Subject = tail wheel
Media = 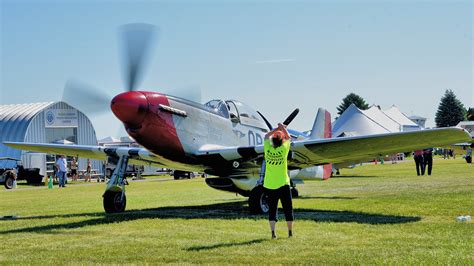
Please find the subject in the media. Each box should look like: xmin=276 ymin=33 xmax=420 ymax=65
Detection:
xmin=103 ymin=191 xmax=126 ymax=213
xmin=248 ymin=186 xmax=269 ymax=214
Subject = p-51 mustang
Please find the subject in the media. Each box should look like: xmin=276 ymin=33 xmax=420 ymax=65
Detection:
xmin=4 ymin=24 xmax=471 ymax=214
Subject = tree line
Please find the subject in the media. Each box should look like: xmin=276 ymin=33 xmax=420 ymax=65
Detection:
xmin=336 ymin=90 xmax=472 ymax=127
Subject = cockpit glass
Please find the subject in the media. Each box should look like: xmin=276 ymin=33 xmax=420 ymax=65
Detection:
xmin=204 ymin=99 xmax=267 ymax=130
xmin=204 ymin=100 xmax=230 ymax=118
xmin=232 ymin=101 xmax=261 ymax=120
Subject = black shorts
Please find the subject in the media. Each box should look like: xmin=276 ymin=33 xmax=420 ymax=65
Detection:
xmin=71 ymin=169 xmax=77 ymax=175
xmin=265 ymin=185 xmax=294 ymax=222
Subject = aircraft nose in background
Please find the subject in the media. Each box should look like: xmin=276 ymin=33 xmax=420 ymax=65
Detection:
xmin=111 ymin=91 xmax=149 ymax=127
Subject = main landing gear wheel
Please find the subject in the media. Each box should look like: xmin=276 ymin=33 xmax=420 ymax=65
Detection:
xmin=249 ymin=186 xmax=269 ymax=214
xmin=103 ymin=190 xmax=126 ymax=213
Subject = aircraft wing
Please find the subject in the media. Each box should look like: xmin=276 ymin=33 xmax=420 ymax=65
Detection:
xmin=4 ymin=127 xmax=471 ymax=175
xmin=197 ymin=127 xmax=472 ymax=169
xmin=2 ymin=142 xmax=167 ymax=168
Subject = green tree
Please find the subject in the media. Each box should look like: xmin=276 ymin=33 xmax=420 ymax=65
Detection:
xmin=434 ymin=90 xmax=465 ymax=127
xmin=336 ymin=93 xmax=369 ymax=116
xmin=466 ymin=107 xmax=474 ymax=121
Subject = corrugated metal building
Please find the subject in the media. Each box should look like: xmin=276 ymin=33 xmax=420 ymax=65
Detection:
xmin=0 ymin=101 xmax=101 ymax=177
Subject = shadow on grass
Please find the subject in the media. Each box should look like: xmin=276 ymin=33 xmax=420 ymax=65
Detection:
xmin=298 ymin=196 xmax=358 ymax=200
xmin=1 ymin=200 xmax=421 ymax=234
xmin=186 ymin=238 xmax=267 ymax=252
xmin=332 ymin=175 xmax=380 ymax=178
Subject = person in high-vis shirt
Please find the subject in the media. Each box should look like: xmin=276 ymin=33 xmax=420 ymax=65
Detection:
xmin=263 ymin=123 xmax=293 ymax=239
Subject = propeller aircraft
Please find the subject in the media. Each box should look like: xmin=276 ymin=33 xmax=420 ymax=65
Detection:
xmin=4 ymin=23 xmax=471 ymax=214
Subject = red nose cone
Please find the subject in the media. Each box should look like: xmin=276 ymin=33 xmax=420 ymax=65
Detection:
xmin=111 ymin=91 xmax=149 ymax=126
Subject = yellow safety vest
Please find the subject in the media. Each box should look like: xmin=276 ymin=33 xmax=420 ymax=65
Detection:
xmin=263 ymin=139 xmax=290 ymax=189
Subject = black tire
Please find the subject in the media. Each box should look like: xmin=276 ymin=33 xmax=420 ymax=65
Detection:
xmin=3 ymin=171 xmax=16 ymax=189
xmin=248 ymin=186 xmax=269 ymax=214
xmin=4 ymin=176 xmax=14 ymax=189
xmin=291 ymin=187 xmax=299 ymax=198
xmin=103 ymin=191 xmax=126 ymax=213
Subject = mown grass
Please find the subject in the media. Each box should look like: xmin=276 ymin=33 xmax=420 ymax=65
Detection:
xmin=1 ymin=159 xmax=472 ymax=264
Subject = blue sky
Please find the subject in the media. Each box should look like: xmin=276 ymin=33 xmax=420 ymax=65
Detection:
xmin=1 ymin=0 xmax=472 ymax=138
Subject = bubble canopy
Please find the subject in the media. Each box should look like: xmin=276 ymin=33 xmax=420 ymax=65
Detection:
xmin=204 ymin=99 xmax=268 ymax=130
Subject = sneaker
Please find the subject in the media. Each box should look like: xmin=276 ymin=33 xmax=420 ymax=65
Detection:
xmin=288 ymin=230 xmax=293 ymax=238
xmin=271 ymin=231 xmax=277 ymax=239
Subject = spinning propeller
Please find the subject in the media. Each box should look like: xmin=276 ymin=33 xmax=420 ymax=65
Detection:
xmin=62 ymin=23 xmax=158 ymax=114
xmin=120 ymin=23 xmax=157 ymax=93
xmin=62 ymin=23 xmax=200 ymax=116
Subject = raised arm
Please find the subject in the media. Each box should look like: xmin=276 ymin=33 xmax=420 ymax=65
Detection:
xmin=265 ymin=128 xmax=278 ymax=139
xmin=277 ymin=123 xmax=291 ymax=140
xmin=265 ymin=123 xmax=291 ymax=140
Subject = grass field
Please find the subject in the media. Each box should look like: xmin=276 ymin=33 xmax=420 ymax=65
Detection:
xmin=1 ymin=159 xmax=472 ymax=264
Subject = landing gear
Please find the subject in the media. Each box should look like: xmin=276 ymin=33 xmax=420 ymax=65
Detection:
xmin=103 ymin=155 xmax=129 ymax=213
xmin=103 ymin=190 xmax=126 ymax=213
xmin=248 ymin=186 xmax=269 ymax=214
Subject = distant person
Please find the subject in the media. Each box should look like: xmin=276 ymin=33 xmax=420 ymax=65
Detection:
xmin=423 ymin=148 xmax=433 ymax=176
xmin=56 ymin=155 xmax=68 ymax=187
xmin=53 ymin=165 xmax=59 ymax=183
xmin=71 ymin=157 xmax=78 ymax=181
xmin=413 ymin=150 xmax=424 ymax=176
xmin=85 ymin=159 xmax=92 ymax=182
xmin=465 ymin=148 xmax=472 ymax=163
xmin=443 ymin=149 xmax=449 ymax=159
xmin=101 ymin=160 xmax=107 ymax=182
xmin=263 ymin=123 xmax=294 ymax=239
xmin=390 ymin=154 xmax=397 ymax=164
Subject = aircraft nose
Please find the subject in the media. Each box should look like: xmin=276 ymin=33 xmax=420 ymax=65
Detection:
xmin=111 ymin=91 xmax=149 ymax=127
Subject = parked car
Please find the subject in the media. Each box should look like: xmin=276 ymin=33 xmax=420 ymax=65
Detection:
xmin=0 ymin=157 xmax=44 ymax=189
xmin=103 ymin=156 xmax=143 ymax=180
xmin=172 ymin=170 xmax=207 ymax=180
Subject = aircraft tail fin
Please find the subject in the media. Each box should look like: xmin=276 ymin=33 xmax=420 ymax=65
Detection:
xmin=309 ymin=108 xmax=332 ymax=139
xmin=309 ymin=108 xmax=332 ymax=179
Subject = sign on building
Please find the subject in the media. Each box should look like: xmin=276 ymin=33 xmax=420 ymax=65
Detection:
xmin=44 ymin=109 xmax=78 ymax=127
